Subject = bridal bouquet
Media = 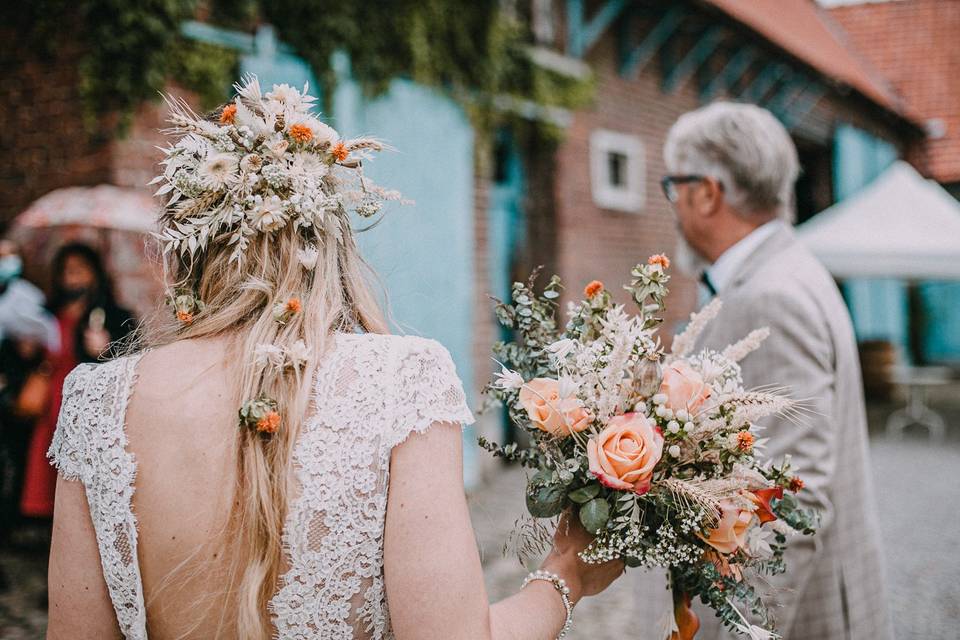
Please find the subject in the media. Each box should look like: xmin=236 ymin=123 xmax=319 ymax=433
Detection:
xmin=481 ymin=258 xmax=818 ymax=639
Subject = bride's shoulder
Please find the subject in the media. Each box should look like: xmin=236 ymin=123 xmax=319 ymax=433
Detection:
xmin=49 ymin=354 xmax=142 ymax=482
xmin=333 ymin=332 xmax=456 ymax=368
xmin=331 ymin=333 xmax=474 ymax=444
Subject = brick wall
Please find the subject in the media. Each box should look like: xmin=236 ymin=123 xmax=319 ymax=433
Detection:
xmin=829 ymin=0 xmax=960 ymax=184
xmin=551 ymin=33 xmax=700 ymax=339
xmin=0 ymin=31 xmax=113 ymax=230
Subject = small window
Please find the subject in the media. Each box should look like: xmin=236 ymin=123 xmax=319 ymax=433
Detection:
xmin=589 ymin=130 xmax=645 ymax=212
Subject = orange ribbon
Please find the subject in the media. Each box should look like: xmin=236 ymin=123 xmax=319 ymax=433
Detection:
xmin=670 ymin=590 xmax=700 ymax=640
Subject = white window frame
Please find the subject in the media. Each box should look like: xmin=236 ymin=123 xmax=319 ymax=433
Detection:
xmin=589 ymin=129 xmax=646 ymax=213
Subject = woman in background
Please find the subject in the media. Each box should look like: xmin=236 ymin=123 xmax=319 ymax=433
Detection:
xmin=20 ymin=243 xmax=134 ymax=519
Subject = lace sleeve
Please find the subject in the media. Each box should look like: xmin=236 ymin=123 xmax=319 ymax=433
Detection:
xmin=387 ymin=337 xmax=475 ymax=449
xmin=47 ymin=363 xmax=98 ymax=481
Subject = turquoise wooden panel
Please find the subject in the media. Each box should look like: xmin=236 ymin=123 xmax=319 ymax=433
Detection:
xmin=919 ymin=282 xmax=960 ymax=363
xmin=833 ymin=124 xmax=907 ymax=356
xmin=239 ymin=28 xmax=320 ymax=98
xmin=487 ymin=131 xmax=526 ymax=443
xmin=331 ymin=56 xmax=478 ymax=483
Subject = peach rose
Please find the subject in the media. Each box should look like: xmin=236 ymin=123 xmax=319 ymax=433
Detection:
xmin=587 ymin=413 xmax=664 ymax=495
xmin=700 ymin=500 xmax=753 ymax=554
xmin=659 ymin=360 xmax=711 ymax=413
xmin=519 ymin=378 xmax=591 ymax=437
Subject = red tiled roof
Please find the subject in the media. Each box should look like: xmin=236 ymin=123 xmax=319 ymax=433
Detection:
xmin=700 ymin=0 xmax=910 ymax=119
xmin=829 ymin=0 xmax=960 ymax=183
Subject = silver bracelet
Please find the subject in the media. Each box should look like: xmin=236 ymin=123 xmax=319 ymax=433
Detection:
xmin=522 ymin=569 xmax=574 ymax=639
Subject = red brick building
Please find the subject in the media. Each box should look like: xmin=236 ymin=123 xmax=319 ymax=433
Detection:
xmin=1 ymin=0 xmax=930 ymax=401
xmin=827 ymin=0 xmax=960 ymax=196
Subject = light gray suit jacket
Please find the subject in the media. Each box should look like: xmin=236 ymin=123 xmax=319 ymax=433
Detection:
xmin=635 ymin=225 xmax=894 ymax=640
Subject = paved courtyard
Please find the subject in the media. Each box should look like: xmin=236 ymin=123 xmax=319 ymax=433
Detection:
xmin=2 ymin=403 xmax=959 ymax=638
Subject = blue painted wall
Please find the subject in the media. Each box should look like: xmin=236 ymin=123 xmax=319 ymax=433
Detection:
xmin=330 ymin=56 xmax=479 ymax=482
xmin=832 ymin=124 xmax=907 ymax=355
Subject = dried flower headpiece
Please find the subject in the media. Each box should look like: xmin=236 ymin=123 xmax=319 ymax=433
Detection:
xmin=150 ymin=75 xmax=405 ymax=265
xmin=151 ymin=76 xmax=406 ymax=436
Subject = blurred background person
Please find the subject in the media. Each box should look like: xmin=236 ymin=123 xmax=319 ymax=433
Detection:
xmin=19 ymin=243 xmax=134 ymax=521
xmin=0 ymin=240 xmax=59 ymax=590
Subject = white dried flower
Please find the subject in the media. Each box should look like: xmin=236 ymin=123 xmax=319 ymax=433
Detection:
xmin=667 ymin=421 xmax=680 ymax=434
xmin=493 ymin=362 xmax=524 ymax=390
xmin=198 ymin=153 xmax=239 ymax=189
xmin=745 ymin=524 xmax=775 ymax=559
xmin=254 ymin=343 xmax=285 ymax=370
xmin=265 ymin=83 xmax=302 ymax=106
xmin=253 ymin=195 xmax=287 ymax=232
xmin=668 ymin=445 xmax=681 ymax=458
xmin=652 ymin=393 xmax=668 ymax=405
xmin=240 ymin=153 xmax=262 ymax=173
xmin=297 ymin=245 xmax=320 ymax=269
xmin=287 ymin=339 xmax=312 ymax=368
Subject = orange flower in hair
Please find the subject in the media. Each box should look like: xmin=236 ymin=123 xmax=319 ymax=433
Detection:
xmin=256 ymin=411 xmax=281 ymax=434
xmin=176 ymin=310 xmax=194 ymax=324
xmin=648 ymin=254 xmax=670 ymax=269
xmin=789 ymin=476 xmax=805 ymax=493
xmin=289 ymin=124 xmax=313 ymax=143
xmin=735 ymin=431 xmax=755 ymax=452
xmin=331 ymin=141 xmax=349 ymax=162
xmin=584 ymin=280 xmax=604 ymax=298
xmin=286 ymin=297 xmax=302 ymax=314
xmin=220 ymin=104 xmax=237 ymax=125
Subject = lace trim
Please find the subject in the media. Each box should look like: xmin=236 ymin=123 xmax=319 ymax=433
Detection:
xmin=48 ymin=355 xmax=147 ymax=640
xmin=270 ymin=334 xmax=474 ymax=639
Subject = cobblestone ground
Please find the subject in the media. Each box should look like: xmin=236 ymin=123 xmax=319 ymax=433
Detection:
xmin=2 ymin=403 xmax=959 ymax=639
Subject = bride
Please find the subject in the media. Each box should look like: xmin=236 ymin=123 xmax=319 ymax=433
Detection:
xmin=45 ymin=78 xmax=622 ymax=639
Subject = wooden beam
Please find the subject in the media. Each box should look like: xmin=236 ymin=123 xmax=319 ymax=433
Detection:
xmin=620 ymin=6 xmax=686 ymax=78
xmin=700 ymin=46 xmax=757 ymax=102
xmin=567 ymin=0 xmax=631 ymax=58
xmin=663 ymin=26 xmax=726 ymax=94
xmin=784 ymin=84 xmax=826 ymax=130
xmin=739 ymin=62 xmax=788 ymax=103
xmin=766 ymin=74 xmax=808 ymax=118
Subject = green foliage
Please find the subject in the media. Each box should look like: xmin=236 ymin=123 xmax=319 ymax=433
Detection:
xmin=11 ymin=0 xmax=592 ymax=140
xmin=166 ymin=39 xmax=239 ymax=110
xmin=578 ymin=498 xmax=610 ymax=534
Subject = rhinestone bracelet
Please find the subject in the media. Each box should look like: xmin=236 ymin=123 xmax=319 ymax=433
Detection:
xmin=522 ymin=569 xmax=574 ymax=639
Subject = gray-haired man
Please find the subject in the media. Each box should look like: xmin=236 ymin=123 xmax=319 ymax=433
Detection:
xmin=636 ymin=103 xmax=893 ymax=640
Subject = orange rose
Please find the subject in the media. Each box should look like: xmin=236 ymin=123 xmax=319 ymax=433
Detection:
xmin=659 ymin=360 xmax=711 ymax=413
xmin=519 ymin=378 xmax=591 ymax=437
xmin=587 ymin=413 xmax=664 ymax=495
xmin=700 ymin=500 xmax=752 ymax=554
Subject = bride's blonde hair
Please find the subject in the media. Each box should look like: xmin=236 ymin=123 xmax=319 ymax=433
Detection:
xmin=147 ymin=77 xmax=393 ymax=637
xmin=152 ymin=223 xmax=386 ymax=637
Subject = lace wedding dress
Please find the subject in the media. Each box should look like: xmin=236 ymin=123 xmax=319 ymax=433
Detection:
xmin=48 ymin=333 xmax=474 ymax=639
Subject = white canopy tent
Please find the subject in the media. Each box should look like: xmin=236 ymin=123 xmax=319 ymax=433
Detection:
xmin=797 ymin=161 xmax=960 ymax=280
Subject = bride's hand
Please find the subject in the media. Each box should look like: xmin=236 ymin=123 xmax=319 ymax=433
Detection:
xmin=539 ymin=513 xmax=625 ymax=604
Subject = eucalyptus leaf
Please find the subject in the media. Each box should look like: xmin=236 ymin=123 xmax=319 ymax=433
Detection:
xmin=526 ymin=484 xmax=566 ymax=518
xmin=579 ymin=498 xmax=610 ymax=534
xmin=567 ymin=484 xmax=601 ymax=504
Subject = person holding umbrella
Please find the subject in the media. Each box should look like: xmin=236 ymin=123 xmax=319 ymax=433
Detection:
xmin=20 ymin=243 xmax=135 ymax=520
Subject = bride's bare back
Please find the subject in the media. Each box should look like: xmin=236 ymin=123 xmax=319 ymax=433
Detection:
xmin=126 ymin=337 xmax=242 ymax=638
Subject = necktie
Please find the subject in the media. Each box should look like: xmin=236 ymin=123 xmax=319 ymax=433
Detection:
xmin=699 ymin=271 xmax=717 ymax=298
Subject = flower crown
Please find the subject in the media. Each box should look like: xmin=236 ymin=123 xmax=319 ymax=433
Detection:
xmin=150 ymin=75 xmax=404 ymax=264
xmin=151 ymin=76 xmax=405 ymax=437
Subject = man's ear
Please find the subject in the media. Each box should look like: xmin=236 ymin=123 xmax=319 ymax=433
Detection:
xmin=695 ymin=177 xmax=725 ymax=218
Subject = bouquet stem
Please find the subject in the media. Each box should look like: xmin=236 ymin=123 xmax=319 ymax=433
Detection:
xmin=670 ymin=589 xmax=700 ymax=640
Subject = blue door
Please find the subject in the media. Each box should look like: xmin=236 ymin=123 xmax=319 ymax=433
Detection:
xmin=331 ymin=55 xmax=480 ymax=483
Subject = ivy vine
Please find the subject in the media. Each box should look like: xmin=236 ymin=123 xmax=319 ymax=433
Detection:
xmin=7 ymin=0 xmax=593 ymax=139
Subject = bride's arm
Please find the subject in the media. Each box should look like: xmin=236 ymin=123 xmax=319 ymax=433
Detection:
xmin=385 ymin=422 xmax=620 ymax=640
xmin=47 ymin=477 xmax=122 ymax=639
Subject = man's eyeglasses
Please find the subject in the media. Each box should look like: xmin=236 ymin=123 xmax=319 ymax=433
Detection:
xmin=660 ymin=175 xmax=715 ymax=203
